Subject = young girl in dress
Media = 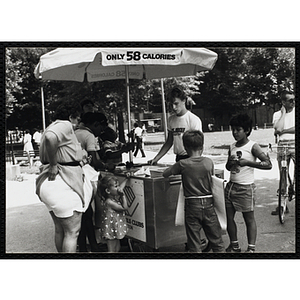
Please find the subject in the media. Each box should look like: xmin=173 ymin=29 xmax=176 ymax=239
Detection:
xmin=96 ymin=175 xmax=128 ymax=252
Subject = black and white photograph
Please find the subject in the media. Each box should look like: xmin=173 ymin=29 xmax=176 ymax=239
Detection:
xmin=3 ymin=44 xmax=297 ymax=257
xmin=1 ymin=3 xmax=299 ymax=299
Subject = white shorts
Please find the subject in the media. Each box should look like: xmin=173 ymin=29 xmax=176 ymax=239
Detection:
xmin=40 ymin=174 xmax=86 ymax=218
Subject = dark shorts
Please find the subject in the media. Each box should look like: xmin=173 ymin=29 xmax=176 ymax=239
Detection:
xmin=225 ymin=181 xmax=257 ymax=212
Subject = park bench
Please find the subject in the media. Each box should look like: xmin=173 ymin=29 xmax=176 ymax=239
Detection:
xmin=6 ymin=150 xmax=40 ymax=164
xmin=264 ymin=123 xmax=273 ymax=129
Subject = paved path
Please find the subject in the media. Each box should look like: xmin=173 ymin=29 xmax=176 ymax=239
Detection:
xmin=5 ymin=151 xmax=296 ymax=254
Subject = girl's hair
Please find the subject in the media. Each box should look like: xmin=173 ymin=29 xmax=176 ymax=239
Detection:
xmin=183 ymin=130 xmax=204 ymax=151
xmin=98 ymin=175 xmax=118 ymax=199
xmin=229 ymin=113 xmax=252 ymax=136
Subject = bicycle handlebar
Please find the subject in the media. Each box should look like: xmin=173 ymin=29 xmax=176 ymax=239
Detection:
xmin=267 ymin=144 xmax=295 ymax=156
xmin=268 ymin=144 xmax=295 ymax=149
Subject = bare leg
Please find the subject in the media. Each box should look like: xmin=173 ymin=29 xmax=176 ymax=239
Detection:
xmin=50 ymin=211 xmax=82 ymax=253
xmin=226 ymin=206 xmax=237 ymax=242
xmin=29 ymin=156 xmax=33 ymax=167
xmin=242 ymin=211 xmax=257 ymax=245
xmin=59 ymin=211 xmax=82 ymax=253
xmin=116 ymin=239 xmax=121 ymax=252
xmin=26 ymin=152 xmax=32 ymax=167
xmin=107 ymin=239 xmax=120 ymax=252
xmin=50 ymin=211 xmax=64 ymax=252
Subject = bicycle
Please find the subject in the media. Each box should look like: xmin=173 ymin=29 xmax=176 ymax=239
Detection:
xmin=270 ymin=144 xmax=295 ymax=224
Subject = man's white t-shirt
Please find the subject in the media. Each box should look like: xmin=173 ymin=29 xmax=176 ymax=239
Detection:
xmin=168 ymin=110 xmax=202 ymax=156
xmin=134 ymin=126 xmax=143 ymax=138
xmin=33 ymin=131 xmax=42 ymax=144
xmin=272 ymin=107 xmax=295 ymax=141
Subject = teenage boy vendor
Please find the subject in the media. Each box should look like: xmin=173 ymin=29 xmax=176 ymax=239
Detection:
xmin=163 ymin=130 xmax=224 ymax=253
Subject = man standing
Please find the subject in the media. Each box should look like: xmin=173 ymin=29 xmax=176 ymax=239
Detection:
xmin=133 ymin=122 xmax=146 ymax=158
xmin=271 ymin=91 xmax=295 ymax=215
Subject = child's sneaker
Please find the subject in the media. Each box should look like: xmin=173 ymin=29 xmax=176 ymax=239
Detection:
xmin=245 ymin=246 xmax=255 ymax=253
xmin=225 ymin=244 xmax=241 ymax=253
xmin=245 ymin=249 xmax=255 ymax=253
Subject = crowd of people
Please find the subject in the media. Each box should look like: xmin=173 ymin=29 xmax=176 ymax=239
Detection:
xmin=33 ymin=86 xmax=294 ymax=253
xmin=33 ymin=99 xmax=136 ymax=253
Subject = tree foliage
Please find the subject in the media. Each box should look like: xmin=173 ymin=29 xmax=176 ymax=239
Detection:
xmin=196 ymin=47 xmax=295 ymax=116
xmin=6 ymin=47 xmax=55 ymax=129
xmin=5 ymin=48 xmax=23 ymax=117
xmin=5 ymin=47 xmax=295 ymax=132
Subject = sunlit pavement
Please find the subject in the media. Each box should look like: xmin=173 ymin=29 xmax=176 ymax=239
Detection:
xmin=5 ymin=152 xmax=296 ymax=254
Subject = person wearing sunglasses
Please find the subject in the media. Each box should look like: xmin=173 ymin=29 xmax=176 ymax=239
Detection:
xmin=271 ymin=91 xmax=295 ymax=215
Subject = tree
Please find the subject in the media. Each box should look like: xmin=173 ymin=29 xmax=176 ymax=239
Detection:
xmin=145 ymin=76 xmax=201 ymax=113
xmin=5 ymin=48 xmax=22 ymax=118
xmin=5 ymin=47 xmax=55 ymax=130
xmin=6 ymin=46 xmax=295 ymax=133
xmin=195 ymin=48 xmax=250 ymax=117
xmin=242 ymin=48 xmax=295 ymax=109
xmin=196 ymin=47 xmax=295 ymax=116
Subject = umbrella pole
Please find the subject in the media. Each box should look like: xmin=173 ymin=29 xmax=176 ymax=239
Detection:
xmin=125 ymin=66 xmax=133 ymax=163
xmin=160 ymin=78 xmax=168 ymax=141
xmin=41 ymin=85 xmax=46 ymax=131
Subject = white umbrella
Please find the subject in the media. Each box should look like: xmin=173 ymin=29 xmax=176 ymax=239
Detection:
xmin=35 ymin=47 xmax=218 ymax=161
xmin=35 ymin=48 xmax=217 ymax=81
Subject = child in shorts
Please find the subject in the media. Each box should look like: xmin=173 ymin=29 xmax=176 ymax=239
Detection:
xmin=225 ymin=114 xmax=272 ymax=253
xmin=163 ymin=130 xmax=224 ymax=253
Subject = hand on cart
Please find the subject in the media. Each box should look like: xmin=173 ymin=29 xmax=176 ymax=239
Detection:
xmin=148 ymin=158 xmax=158 ymax=165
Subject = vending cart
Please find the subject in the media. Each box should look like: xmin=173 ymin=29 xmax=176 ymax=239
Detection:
xmin=101 ymin=165 xmax=224 ymax=252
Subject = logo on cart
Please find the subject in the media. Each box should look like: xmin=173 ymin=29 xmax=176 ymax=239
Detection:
xmin=123 ymin=186 xmax=139 ymax=217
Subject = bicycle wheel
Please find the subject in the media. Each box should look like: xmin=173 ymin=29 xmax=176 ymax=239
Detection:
xmin=279 ymin=167 xmax=288 ymax=224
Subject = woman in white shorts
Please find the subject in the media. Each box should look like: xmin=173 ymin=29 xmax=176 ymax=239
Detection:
xmin=36 ymin=103 xmax=92 ymax=253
